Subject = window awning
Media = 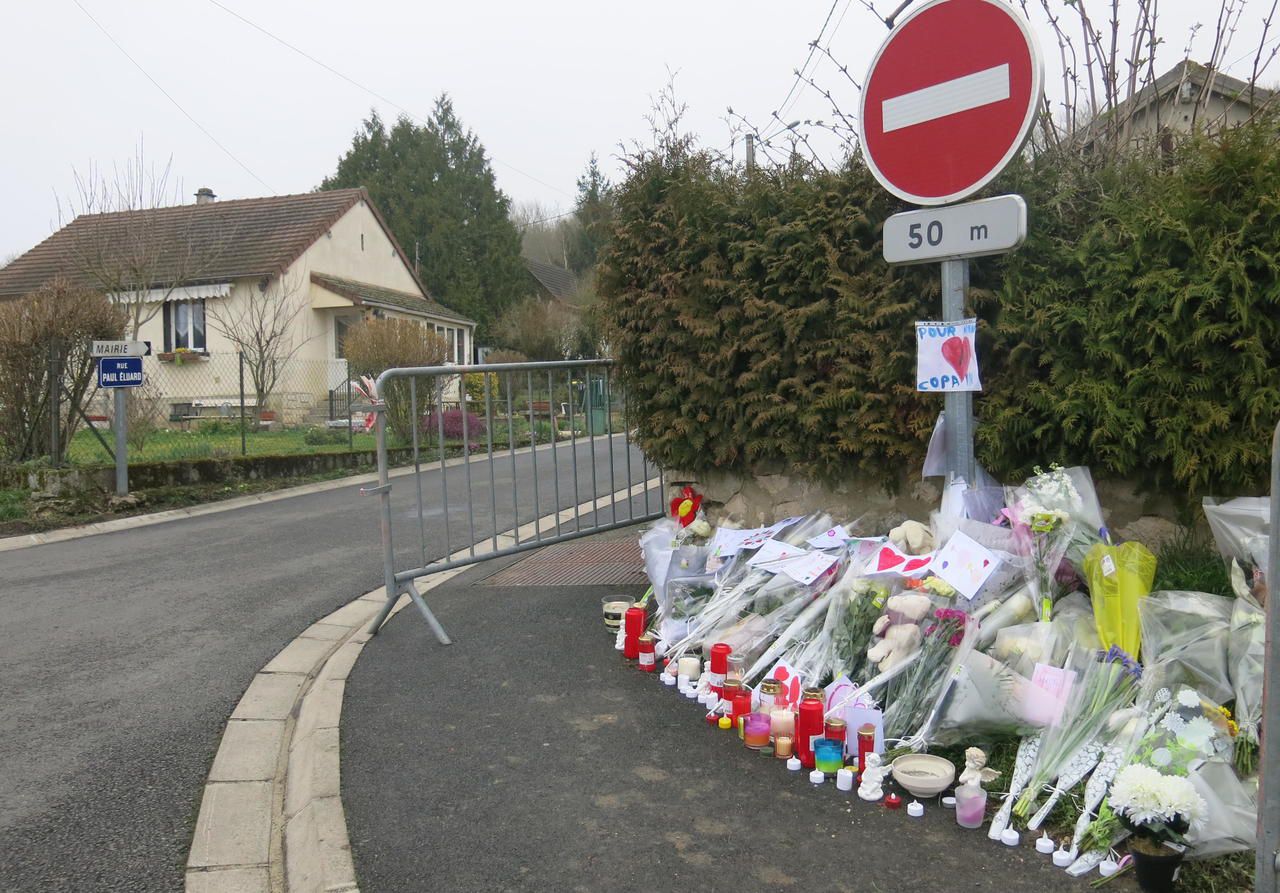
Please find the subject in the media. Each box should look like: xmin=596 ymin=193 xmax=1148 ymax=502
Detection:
xmin=109 ymin=282 xmax=232 ymax=303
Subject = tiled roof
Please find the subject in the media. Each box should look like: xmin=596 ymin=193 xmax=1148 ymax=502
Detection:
xmin=0 ymin=189 xmax=368 ymax=297
xmin=311 ymin=273 xmax=474 ymax=325
xmin=524 ymin=258 xmax=579 ymax=302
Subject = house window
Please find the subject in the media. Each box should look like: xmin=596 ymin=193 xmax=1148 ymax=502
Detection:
xmin=447 ymin=328 xmax=458 ymax=363
xmin=163 ymin=299 xmax=207 ymax=352
xmin=335 ymin=317 xmax=350 ymax=359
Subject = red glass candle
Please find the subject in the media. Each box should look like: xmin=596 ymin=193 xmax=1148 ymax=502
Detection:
xmin=796 ymin=688 xmax=826 ymax=770
xmin=623 ymin=606 xmax=646 ymax=660
xmin=708 ymin=642 xmax=732 ymax=697
xmin=857 ymin=722 xmax=876 ymax=776
xmin=824 ymin=717 xmax=848 ymax=757
xmin=731 ymin=688 xmax=753 ymax=737
xmin=638 ymin=634 xmax=656 ymax=672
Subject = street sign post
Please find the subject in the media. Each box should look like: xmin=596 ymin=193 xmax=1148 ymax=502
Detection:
xmin=91 ymin=340 xmax=151 ymax=358
xmin=96 ymin=356 xmax=144 ymax=496
xmin=860 ymin=0 xmax=1043 ymax=487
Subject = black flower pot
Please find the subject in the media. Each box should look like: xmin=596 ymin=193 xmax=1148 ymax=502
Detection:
xmin=1132 ymin=848 xmax=1183 ymax=893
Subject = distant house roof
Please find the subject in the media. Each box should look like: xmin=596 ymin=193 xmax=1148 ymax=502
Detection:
xmin=311 ymin=273 xmax=474 ymax=325
xmin=524 ymin=258 xmax=579 ymax=302
xmin=0 ymin=188 xmax=465 ymax=327
xmin=1083 ymin=60 xmax=1275 ymax=144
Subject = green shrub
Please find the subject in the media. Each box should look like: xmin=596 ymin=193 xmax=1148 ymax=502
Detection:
xmin=302 ymin=427 xmax=347 ymax=446
xmin=598 ymin=121 xmax=1280 ymax=498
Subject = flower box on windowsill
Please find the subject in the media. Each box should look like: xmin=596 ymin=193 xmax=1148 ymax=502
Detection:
xmin=157 ymin=350 xmax=207 ymax=365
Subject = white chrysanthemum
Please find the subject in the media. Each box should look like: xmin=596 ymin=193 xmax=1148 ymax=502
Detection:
xmin=1155 ymin=688 xmax=1172 ymax=704
xmin=1151 ymin=747 xmax=1173 ymax=768
xmin=1179 ymin=716 xmax=1215 ymax=751
xmin=1157 ymin=775 xmax=1207 ymax=827
xmin=1109 ymin=765 xmax=1207 ymax=828
xmin=1177 ymin=689 xmax=1202 ymax=709
xmin=1161 ymin=712 xmax=1187 ymax=735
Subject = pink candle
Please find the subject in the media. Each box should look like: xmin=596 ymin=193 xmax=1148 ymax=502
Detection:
xmin=744 ymin=713 xmax=771 ymax=749
xmin=770 ymin=708 xmax=795 ymax=740
xmin=955 ymin=785 xmax=987 ymax=829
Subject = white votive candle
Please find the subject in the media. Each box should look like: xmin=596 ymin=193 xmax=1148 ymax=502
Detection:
xmin=678 ymin=656 xmax=701 ymax=679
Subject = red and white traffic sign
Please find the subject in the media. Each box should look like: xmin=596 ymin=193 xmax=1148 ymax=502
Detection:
xmin=858 ymin=0 xmax=1043 ymax=206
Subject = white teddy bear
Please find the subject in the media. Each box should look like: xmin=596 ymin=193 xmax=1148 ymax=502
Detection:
xmin=865 ymin=593 xmax=932 ymax=671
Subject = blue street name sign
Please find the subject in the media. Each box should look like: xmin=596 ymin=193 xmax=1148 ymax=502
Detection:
xmin=97 ymin=356 xmax=144 ymax=388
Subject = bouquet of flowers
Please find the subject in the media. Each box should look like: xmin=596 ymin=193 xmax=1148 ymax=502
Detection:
xmin=1084 ymin=540 xmax=1157 ymax=659
xmin=831 ymin=575 xmax=892 ymax=684
xmin=1228 ymin=590 xmax=1265 ymax=775
xmin=1108 ymin=764 xmax=1206 ymax=852
xmin=877 ymin=607 xmax=976 ymax=746
xmin=1204 ymin=495 xmax=1269 ymax=606
xmin=1013 ymin=646 xmax=1143 ymax=818
xmin=1137 ymin=590 xmax=1234 ymax=707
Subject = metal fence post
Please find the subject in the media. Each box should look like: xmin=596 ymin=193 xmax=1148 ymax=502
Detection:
xmin=49 ymin=339 xmax=61 ymax=466
xmin=1258 ymin=418 xmax=1280 ymax=892
xmin=239 ymin=351 xmax=247 ymax=456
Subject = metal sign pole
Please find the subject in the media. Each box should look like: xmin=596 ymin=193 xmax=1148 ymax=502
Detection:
xmin=940 ymin=258 xmax=975 ymax=485
xmin=114 ymin=387 xmax=128 ymax=496
xmin=1258 ymin=419 xmax=1280 ymax=891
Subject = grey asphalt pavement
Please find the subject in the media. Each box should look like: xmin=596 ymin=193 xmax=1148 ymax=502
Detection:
xmin=0 ymin=435 xmax=649 ymax=892
xmin=343 ymin=524 xmax=1093 ymax=893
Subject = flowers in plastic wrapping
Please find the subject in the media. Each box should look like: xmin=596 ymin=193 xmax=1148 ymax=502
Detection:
xmin=1013 ymin=646 xmax=1143 ymax=818
xmin=1084 ymin=540 xmax=1156 ymax=658
xmin=1109 ymin=764 xmax=1206 ymax=845
xmin=876 ymin=608 xmax=974 ymax=745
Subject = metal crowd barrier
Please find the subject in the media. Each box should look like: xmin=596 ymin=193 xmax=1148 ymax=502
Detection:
xmin=362 ymin=359 xmax=663 ymax=642
xmin=1259 ymin=419 xmax=1280 ymax=891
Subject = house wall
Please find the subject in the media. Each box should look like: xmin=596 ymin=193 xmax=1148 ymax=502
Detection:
xmin=1125 ymin=90 xmax=1258 ymax=147
xmin=127 ymin=198 xmax=474 ymax=424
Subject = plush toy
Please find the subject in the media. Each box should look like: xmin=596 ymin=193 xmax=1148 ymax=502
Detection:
xmin=889 ymin=519 xmax=935 ymax=555
xmin=866 ymin=624 xmax=922 ymax=670
xmin=866 ymin=593 xmax=933 ymax=672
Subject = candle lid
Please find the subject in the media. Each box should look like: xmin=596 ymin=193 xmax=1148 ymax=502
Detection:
xmin=717 ymin=716 xmax=732 ymax=730
xmin=907 ymin=801 xmax=924 ymax=817
xmin=1052 ymin=847 xmax=1074 ymax=867
xmin=808 ymin=770 xmax=825 ymax=785
xmin=787 ymin=757 xmax=802 ymax=771
xmin=1035 ymin=834 xmax=1055 ymax=854
xmin=1000 ymin=828 xmax=1020 ymax=847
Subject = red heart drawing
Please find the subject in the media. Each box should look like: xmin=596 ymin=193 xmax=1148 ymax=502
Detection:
xmin=876 ymin=547 xmax=906 ymax=571
xmin=941 ymin=336 xmax=972 ymax=379
xmin=903 ymin=556 xmax=932 ymax=573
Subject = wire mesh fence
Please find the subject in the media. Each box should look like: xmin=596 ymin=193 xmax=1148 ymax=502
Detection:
xmin=71 ymin=352 xmax=363 ymax=464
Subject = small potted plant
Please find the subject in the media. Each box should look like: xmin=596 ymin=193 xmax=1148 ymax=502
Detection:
xmin=1107 ymin=764 xmax=1206 ymax=891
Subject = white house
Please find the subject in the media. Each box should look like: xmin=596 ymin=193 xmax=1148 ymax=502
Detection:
xmin=0 ymin=187 xmax=475 ymax=423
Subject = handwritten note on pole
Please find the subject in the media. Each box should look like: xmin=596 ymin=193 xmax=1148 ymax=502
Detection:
xmin=916 ymin=319 xmax=981 ymax=392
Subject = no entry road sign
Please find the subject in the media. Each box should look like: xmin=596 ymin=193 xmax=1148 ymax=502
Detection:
xmin=98 ymin=356 xmax=143 ymax=389
xmin=859 ymin=0 xmax=1043 ymax=206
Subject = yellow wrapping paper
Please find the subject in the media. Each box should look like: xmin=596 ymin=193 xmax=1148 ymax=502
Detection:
xmin=1083 ymin=541 xmax=1156 ymax=657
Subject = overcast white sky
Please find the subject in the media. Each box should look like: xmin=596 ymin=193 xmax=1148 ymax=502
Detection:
xmin=2 ymin=1 xmax=1274 ymax=259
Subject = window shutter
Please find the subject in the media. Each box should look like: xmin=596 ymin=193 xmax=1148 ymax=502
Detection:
xmin=162 ymin=303 xmax=173 ymax=353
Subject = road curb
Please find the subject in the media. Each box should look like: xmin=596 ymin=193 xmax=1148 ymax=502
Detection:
xmin=0 ymin=435 xmax=627 ymax=553
xmin=184 ymin=476 xmax=659 ymax=893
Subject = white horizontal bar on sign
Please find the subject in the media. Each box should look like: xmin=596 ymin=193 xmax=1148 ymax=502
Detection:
xmin=882 ymin=64 xmax=1010 ymax=132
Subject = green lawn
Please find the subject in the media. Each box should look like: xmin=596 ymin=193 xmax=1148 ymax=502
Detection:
xmin=67 ymin=426 xmax=380 ymax=465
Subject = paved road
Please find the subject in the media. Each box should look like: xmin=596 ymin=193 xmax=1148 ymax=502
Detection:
xmin=0 ymin=435 xmax=654 ymax=892
xmin=343 ymin=531 xmax=1087 ymax=893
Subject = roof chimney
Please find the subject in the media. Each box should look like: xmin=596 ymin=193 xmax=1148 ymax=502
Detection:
xmin=195 ymin=187 xmax=217 ymax=205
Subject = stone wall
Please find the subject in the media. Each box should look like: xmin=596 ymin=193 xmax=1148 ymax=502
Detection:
xmin=664 ymin=467 xmax=1188 ymax=544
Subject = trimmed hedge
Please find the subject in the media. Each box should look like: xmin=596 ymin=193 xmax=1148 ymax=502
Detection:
xmin=599 ymin=122 xmax=1280 ymax=498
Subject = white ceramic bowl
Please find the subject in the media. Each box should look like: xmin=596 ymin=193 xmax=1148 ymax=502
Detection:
xmin=890 ymin=753 xmax=956 ymax=798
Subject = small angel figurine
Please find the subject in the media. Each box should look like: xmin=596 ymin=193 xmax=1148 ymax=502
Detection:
xmin=857 ymin=753 xmax=891 ymax=801
xmin=958 ymin=747 xmax=1001 ymax=789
